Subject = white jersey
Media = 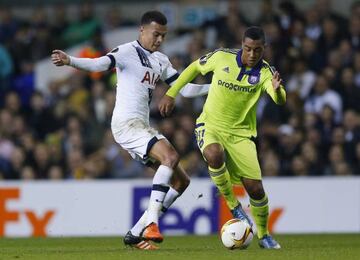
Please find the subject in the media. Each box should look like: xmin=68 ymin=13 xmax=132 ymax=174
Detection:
xmin=107 ymin=40 xmax=178 ymax=130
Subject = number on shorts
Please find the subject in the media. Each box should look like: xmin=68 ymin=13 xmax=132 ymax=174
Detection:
xmin=195 ymin=128 xmax=205 ymax=148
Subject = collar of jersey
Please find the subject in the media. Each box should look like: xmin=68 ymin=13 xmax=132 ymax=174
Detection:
xmin=236 ymin=49 xmax=263 ymax=81
xmin=136 ymin=40 xmax=153 ymax=54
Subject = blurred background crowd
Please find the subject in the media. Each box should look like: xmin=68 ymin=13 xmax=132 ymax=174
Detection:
xmin=0 ymin=0 xmax=359 ymax=180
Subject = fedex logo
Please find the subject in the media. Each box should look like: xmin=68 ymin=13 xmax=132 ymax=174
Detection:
xmin=132 ymin=185 xmax=283 ymax=234
xmin=133 ymin=187 xmax=219 ymax=233
xmin=0 ymin=188 xmax=55 ymax=237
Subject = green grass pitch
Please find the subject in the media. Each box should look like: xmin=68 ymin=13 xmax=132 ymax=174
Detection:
xmin=0 ymin=234 xmax=359 ymax=260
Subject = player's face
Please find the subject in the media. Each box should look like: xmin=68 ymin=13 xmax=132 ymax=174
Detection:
xmin=241 ymin=37 xmax=265 ymax=67
xmin=139 ymin=22 xmax=167 ymax=52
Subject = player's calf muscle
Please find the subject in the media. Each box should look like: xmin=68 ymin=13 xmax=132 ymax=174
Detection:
xmin=170 ymin=166 xmax=190 ymax=193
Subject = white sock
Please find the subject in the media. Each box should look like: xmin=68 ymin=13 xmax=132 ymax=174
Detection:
xmin=131 ymin=187 xmax=180 ymax=236
xmin=162 ymin=186 xmax=180 ymax=211
xmin=131 ymin=210 xmax=148 ymax=236
xmin=146 ymin=165 xmax=173 ymax=225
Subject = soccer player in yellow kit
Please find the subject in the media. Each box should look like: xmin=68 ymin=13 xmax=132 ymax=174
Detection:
xmin=159 ymin=27 xmax=285 ymax=249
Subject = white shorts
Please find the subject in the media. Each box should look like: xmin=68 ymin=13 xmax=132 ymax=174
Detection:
xmin=111 ymin=119 xmax=165 ymax=165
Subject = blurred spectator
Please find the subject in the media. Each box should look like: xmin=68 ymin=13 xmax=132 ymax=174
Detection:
xmin=304 ymin=75 xmax=342 ymax=123
xmin=256 ymin=0 xmax=279 ymax=26
xmin=338 ymin=39 xmax=353 ymax=67
xmin=48 ymin=165 xmax=64 ymax=180
xmin=287 ymin=58 xmax=316 ymax=99
xmin=31 ymin=143 xmax=51 ymax=179
xmin=291 ymin=156 xmax=309 ymax=176
xmin=354 ymin=142 xmax=360 ymax=175
xmin=0 ymin=134 xmax=13 ymax=177
xmin=354 ymin=52 xmax=360 ymax=88
xmin=90 ymin=80 xmax=107 ymax=124
xmin=202 ymin=0 xmax=248 ymax=47
xmin=0 ymin=43 xmax=13 ymax=93
xmin=66 ymin=148 xmax=85 ymax=179
xmin=27 ymin=91 xmax=56 ymax=139
xmin=185 ymin=29 xmax=207 ymax=62
xmin=29 ymin=8 xmax=56 ymax=60
xmin=304 ymin=8 xmax=322 ymax=41
xmin=348 ymin=13 xmax=360 ymax=50
xmin=20 ymin=165 xmax=36 ymax=180
xmin=288 ymin=18 xmax=305 ymax=50
xmin=301 ymin=142 xmax=323 ymax=176
xmin=0 ymin=7 xmax=19 ymax=45
xmin=4 ymin=91 xmax=22 ymax=115
xmin=277 ymin=124 xmax=299 ymax=175
xmin=339 ymin=67 xmax=360 ymax=111
xmin=103 ymin=5 xmax=135 ymax=31
xmin=61 ymin=2 xmax=100 ymax=47
xmin=50 ymin=4 xmax=69 ymax=49
xmin=8 ymin=146 xmax=26 ymax=179
xmin=317 ymin=105 xmax=337 ymax=150
xmin=301 ymin=37 xmax=325 ymax=71
xmin=278 ymin=0 xmax=300 ymax=33
xmin=317 ymin=17 xmax=341 ymax=60
xmin=333 ymin=161 xmax=353 ymax=176
xmin=314 ymin=0 xmax=348 ymax=27
xmin=343 ymin=110 xmax=360 ymax=163
xmin=12 ymin=60 xmax=35 ymax=106
xmin=261 ymin=150 xmax=281 ymax=177
xmin=326 ymin=144 xmax=346 ymax=175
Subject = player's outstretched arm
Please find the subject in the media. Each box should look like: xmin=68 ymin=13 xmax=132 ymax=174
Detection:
xmin=51 ymin=49 xmax=112 ymax=72
xmin=159 ymin=61 xmax=200 ymax=116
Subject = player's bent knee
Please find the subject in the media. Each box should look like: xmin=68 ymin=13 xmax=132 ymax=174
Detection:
xmin=247 ymin=185 xmax=265 ymax=200
xmin=203 ymin=144 xmax=225 ymax=169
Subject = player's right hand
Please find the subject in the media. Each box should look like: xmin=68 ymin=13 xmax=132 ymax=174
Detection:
xmin=158 ymin=95 xmax=175 ymax=117
xmin=51 ymin=50 xmax=70 ymax=66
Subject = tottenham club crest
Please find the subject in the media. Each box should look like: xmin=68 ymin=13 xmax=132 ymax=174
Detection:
xmin=248 ymin=75 xmax=260 ymax=85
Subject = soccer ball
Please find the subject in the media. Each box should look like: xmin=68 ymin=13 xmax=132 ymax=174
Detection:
xmin=220 ymin=218 xmax=253 ymax=250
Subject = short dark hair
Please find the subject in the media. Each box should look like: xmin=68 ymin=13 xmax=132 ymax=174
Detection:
xmin=141 ymin=11 xmax=167 ymax=25
xmin=243 ymin=26 xmax=266 ymax=44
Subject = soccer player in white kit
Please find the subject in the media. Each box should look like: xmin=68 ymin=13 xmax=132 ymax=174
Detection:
xmin=51 ymin=11 xmax=208 ymax=250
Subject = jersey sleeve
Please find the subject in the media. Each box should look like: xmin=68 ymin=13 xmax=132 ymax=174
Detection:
xmin=261 ymin=65 xmax=286 ymax=105
xmin=160 ymin=56 xmax=180 ymax=85
xmin=106 ymin=46 xmax=126 ymax=70
xmin=69 ymin=56 xmax=112 ymax=72
xmin=165 ymin=50 xmax=219 ymax=98
xmin=195 ymin=50 xmax=219 ymax=75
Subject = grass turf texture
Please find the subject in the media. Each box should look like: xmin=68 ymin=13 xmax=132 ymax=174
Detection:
xmin=0 ymin=234 xmax=359 ymax=260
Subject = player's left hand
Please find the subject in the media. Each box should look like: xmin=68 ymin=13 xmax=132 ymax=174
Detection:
xmin=158 ymin=95 xmax=175 ymax=117
xmin=272 ymin=71 xmax=282 ymax=91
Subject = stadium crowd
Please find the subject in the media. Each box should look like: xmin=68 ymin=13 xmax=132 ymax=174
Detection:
xmin=0 ymin=0 xmax=359 ymax=180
